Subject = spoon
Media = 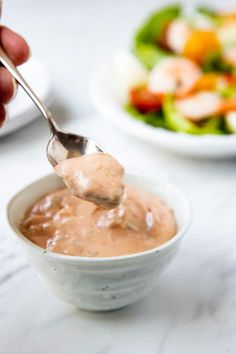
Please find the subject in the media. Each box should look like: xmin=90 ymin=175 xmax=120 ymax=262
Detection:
xmin=0 ymin=47 xmax=103 ymax=166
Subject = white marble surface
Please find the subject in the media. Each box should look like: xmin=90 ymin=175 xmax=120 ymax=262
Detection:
xmin=1 ymin=1 xmax=236 ymax=353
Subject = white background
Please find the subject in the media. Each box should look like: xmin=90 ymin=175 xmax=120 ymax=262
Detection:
xmin=1 ymin=1 xmax=236 ymax=354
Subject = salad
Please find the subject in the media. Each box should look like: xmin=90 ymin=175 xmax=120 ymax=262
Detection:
xmin=124 ymin=4 xmax=236 ymax=135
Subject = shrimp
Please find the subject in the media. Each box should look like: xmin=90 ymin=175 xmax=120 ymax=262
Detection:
xmin=175 ymin=91 xmax=222 ymax=121
xmin=223 ymin=47 xmax=236 ymax=66
xmin=165 ymin=19 xmax=192 ymax=53
xmin=176 ymin=91 xmax=236 ymax=122
xmin=220 ymin=97 xmax=236 ymax=112
xmin=217 ymin=21 xmax=236 ymax=66
xmin=148 ymin=57 xmax=201 ymax=98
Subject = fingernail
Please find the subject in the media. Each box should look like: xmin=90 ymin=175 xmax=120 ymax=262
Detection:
xmin=0 ymin=105 xmax=7 ymax=128
xmin=27 ymin=48 xmax=32 ymax=60
xmin=11 ymin=78 xmax=18 ymax=101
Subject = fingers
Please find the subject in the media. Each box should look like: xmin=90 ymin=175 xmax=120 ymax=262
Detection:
xmin=0 ymin=104 xmax=6 ymax=127
xmin=0 ymin=67 xmax=16 ymax=127
xmin=0 ymin=26 xmax=30 ymax=65
xmin=0 ymin=26 xmax=29 ymax=128
xmin=0 ymin=67 xmax=16 ymax=104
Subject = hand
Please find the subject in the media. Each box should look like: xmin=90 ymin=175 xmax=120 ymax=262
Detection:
xmin=0 ymin=26 xmax=29 ymax=127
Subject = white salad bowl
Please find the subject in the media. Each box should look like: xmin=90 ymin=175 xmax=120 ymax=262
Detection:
xmin=7 ymin=173 xmax=191 ymax=312
xmin=90 ymin=50 xmax=236 ymax=159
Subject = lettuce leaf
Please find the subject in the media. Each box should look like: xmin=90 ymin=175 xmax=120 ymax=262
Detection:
xmin=163 ymin=95 xmax=223 ymax=135
xmin=203 ymin=52 xmax=234 ymax=74
xmin=196 ymin=6 xmax=217 ymax=19
xmin=135 ymin=5 xmax=181 ymax=44
xmin=196 ymin=6 xmax=222 ymax=28
xmin=217 ymin=85 xmax=236 ymax=98
xmin=133 ymin=5 xmax=181 ymax=69
xmin=134 ymin=43 xmax=168 ymax=70
xmin=125 ymin=104 xmax=167 ymax=128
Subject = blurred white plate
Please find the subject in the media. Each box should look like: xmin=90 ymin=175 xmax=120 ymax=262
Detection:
xmin=90 ymin=51 xmax=236 ymax=158
xmin=0 ymin=57 xmax=53 ymax=137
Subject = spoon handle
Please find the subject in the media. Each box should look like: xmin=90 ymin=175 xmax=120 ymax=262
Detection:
xmin=0 ymin=46 xmax=58 ymax=131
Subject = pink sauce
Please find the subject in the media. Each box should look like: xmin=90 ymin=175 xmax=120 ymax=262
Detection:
xmin=54 ymin=153 xmax=124 ymax=209
xmin=20 ymin=185 xmax=177 ymax=257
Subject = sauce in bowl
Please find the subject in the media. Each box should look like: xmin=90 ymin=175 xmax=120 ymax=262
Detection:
xmin=20 ymin=185 xmax=177 ymax=257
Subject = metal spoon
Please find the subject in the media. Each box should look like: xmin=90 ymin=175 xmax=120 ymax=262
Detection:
xmin=0 ymin=47 xmax=103 ymax=166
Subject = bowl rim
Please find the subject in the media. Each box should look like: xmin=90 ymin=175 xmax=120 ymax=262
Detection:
xmin=7 ymin=172 xmax=192 ymax=263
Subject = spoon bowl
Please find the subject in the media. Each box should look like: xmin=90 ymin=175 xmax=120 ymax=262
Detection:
xmin=47 ymin=129 xmax=103 ymax=166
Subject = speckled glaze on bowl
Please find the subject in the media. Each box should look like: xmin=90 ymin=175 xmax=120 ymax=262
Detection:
xmin=7 ymin=173 xmax=191 ymax=312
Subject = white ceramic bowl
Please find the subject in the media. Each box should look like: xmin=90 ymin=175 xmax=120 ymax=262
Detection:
xmin=7 ymin=173 xmax=191 ymax=312
xmin=90 ymin=51 xmax=236 ymax=159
